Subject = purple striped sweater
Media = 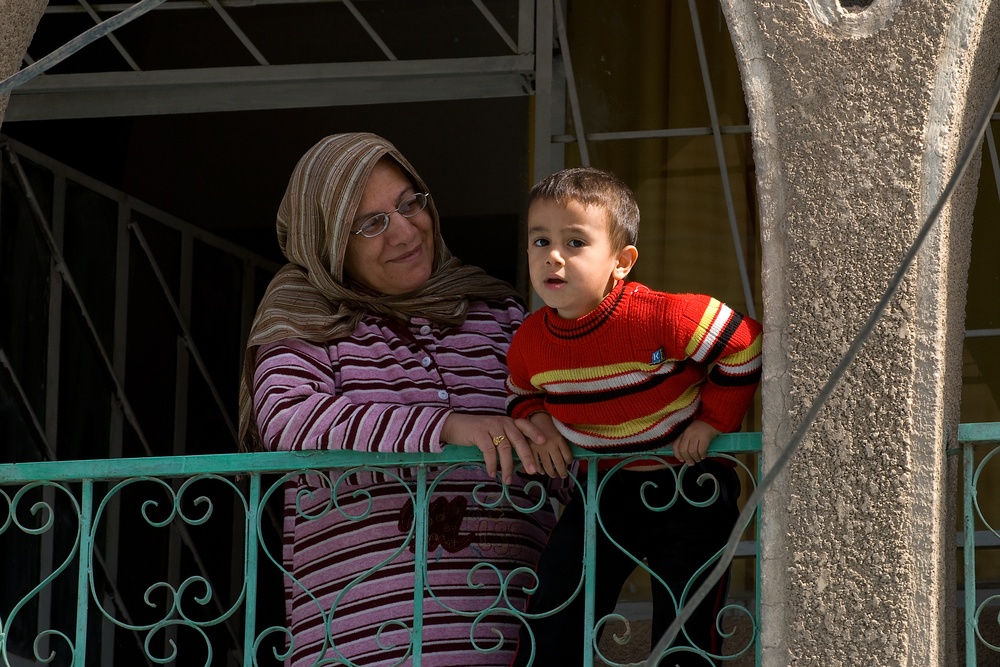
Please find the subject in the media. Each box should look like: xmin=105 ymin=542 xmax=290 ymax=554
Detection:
xmin=252 ymin=297 xmax=557 ymax=666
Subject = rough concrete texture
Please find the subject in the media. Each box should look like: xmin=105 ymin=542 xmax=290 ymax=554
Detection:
xmin=0 ymin=0 xmax=46 ymax=127
xmin=720 ymin=0 xmax=1000 ymax=665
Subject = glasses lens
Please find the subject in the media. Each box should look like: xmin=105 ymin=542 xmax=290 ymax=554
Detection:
xmin=358 ymin=214 xmax=390 ymax=237
xmin=398 ymin=193 xmax=428 ymax=218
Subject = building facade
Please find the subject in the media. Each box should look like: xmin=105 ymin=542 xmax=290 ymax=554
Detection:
xmin=1 ymin=1 xmax=999 ymax=664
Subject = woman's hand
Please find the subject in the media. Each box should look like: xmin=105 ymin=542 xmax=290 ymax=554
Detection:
xmin=441 ymin=413 xmax=541 ymax=484
xmin=525 ymin=412 xmax=573 ymax=478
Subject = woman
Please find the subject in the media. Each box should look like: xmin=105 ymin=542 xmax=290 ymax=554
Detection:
xmin=238 ymin=133 xmax=562 ymax=667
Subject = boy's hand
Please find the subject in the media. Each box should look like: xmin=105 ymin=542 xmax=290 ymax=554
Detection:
xmin=518 ymin=412 xmax=574 ymax=478
xmin=672 ymin=420 xmax=720 ymax=465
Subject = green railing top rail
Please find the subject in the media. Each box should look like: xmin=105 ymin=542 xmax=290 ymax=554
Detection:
xmin=3 ymin=424 xmax=998 ymax=483
xmin=958 ymin=421 xmax=1000 ymax=444
xmin=0 ymin=432 xmax=764 ymax=483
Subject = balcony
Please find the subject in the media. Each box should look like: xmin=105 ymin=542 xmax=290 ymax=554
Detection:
xmin=0 ymin=437 xmax=764 ymax=667
xmin=2 ymin=425 xmax=999 ymax=666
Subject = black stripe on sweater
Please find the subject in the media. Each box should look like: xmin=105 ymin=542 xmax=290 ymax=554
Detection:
xmin=544 ymin=361 xmax=687 ymax=404
xmin=701 ymin=312 xmax=742 ymax=365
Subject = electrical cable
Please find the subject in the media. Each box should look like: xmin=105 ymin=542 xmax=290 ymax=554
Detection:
xmin=0 ymin=0 xmax=168 ymax=99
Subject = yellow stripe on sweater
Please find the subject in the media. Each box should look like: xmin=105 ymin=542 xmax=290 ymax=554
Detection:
xmin=684 ymin=298 xmax=722 ymax=357
xmin=717 ymin=332 xmax=762 ymax=366
xmin=530 ymin=360 xmax=665 ymax=388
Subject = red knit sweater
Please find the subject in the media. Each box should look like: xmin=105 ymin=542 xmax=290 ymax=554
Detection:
xmin=506 ymin=281 xmax=762 ymax=463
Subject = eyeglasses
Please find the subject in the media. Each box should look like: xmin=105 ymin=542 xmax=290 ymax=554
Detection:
xmin=351 ymin=192 xmax=431 ymax=238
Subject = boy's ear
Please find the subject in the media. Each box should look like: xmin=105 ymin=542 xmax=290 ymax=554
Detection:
xmin=613 ymin=245 xmax=638 ymax=280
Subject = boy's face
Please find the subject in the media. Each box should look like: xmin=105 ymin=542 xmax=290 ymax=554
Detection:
xmin=526 ymin=198 xmax=636 ymax=320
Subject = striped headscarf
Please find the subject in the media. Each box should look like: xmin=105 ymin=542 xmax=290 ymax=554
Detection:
xmin=238 ymin=132 xmax=518 ymax=451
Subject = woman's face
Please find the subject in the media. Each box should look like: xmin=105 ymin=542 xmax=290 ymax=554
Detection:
xmin=343 ymin=158 xmax=435 ymax=295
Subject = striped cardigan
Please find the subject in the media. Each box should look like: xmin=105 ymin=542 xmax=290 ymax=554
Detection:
xmin=252 ymin=297 xmax=556 ymax=667
xmin=506 ymin=281 xmax=762 ymax=463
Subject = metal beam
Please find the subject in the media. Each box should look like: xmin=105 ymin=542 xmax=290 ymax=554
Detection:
xmin=5 ymin=56 xmax=536 ymax=121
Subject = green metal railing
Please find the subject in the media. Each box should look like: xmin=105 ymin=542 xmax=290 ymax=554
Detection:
xmin=0 ymin=435 xmax=762 ymax=667
xmin=4 ymin=423 xmax=999 ymax=667
xmin=961 ymin=421 xmax=1000 ymax=667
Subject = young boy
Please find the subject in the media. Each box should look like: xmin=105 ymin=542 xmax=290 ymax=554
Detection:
xmin=506 ymin=167 xmax=762 ymax=667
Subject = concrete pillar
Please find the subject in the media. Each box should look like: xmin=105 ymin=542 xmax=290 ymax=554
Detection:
xmin=0 ymin=0 xmax=45 ymax=128
xmin=720 ymin=0 xmax=1000 ymax=664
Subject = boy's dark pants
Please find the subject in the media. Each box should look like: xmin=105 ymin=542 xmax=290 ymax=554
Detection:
xmin=511 ymin=460 xmax=741 ymax=667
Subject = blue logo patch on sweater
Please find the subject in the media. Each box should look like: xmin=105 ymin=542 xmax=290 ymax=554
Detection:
xmin=651 ymin=347 xmax=664 ymax=364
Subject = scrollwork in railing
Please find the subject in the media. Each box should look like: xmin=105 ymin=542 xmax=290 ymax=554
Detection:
xmin=253 ymin=470 xmax=306 ymax=667
xmin=970 ymin=442 xmax=1000 ymax=655
xmin=713 ymin=602 xmax=756 ymax=662
xmin=417 ymin=462 xmax=577 ymax=661
xmin=90 ymin=475 xmax=248 ymax=667
xmin=255 ymin=466 xmax=421 ymax=667
xmin=0 ymin=481 xmax=81 ymax=666
xmin=972 ymin=593 xmax=1000 ymax=654
xmin=0 ymin=437 xmax=768 ymax=666
xmin=330 ymin=466 xmax=419 ymax=667
xmin=590 ymin=453 xmax=758 ymax=666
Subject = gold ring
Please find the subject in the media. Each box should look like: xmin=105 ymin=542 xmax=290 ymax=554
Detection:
xmin=492 ymin=435 xmax=507 ymax=446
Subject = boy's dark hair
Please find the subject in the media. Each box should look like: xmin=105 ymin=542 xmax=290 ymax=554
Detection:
xmin=528 ymin=166 xmax=640 ymax=250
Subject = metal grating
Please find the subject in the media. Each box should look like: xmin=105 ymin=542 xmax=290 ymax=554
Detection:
xmin=8 ymin=0 xmax=537 ymax=120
